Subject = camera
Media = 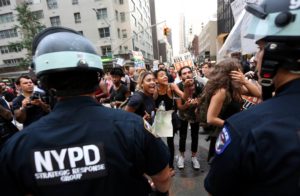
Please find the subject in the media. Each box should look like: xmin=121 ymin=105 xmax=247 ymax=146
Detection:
xmin=30 ymin=92 xmax=41 ymax=101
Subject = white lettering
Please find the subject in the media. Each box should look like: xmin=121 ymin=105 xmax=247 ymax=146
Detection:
xmin=68 ymin=147 xmax=84 ymax=168
xmin=290 ymin=0 xmax=300 ymax=9
xmin=83 ymin=145 xmax=100 ymax=165
xmin=60 ymin=174 xmax=82 ymax=182
xmin=34 ymin=151 xmax=53 ymax=172
xmin=50 ymin=149 xmax=67 ymax=170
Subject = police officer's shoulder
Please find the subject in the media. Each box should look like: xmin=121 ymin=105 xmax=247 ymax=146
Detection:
xmin=226 ymin=101 xmax=269 ymax=136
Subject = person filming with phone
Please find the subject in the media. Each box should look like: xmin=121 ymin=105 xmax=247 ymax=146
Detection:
xmin=12 ymin=75 xmax=50 ymax=128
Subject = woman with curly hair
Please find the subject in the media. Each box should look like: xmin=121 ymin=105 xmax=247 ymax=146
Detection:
xmin=125 ymin=71 xmax=156 ymax=124
xmin=202 ymin=58 xmax=261 ymax=162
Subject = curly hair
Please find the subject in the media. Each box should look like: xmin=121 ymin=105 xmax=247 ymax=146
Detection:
xmin=136 ymin=71 xmax=154 ymax=91
xmin=203 ymin=58 xmax=243 ymax=102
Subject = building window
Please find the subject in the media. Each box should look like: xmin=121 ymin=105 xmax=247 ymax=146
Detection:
xmin=120 ymin=12 xmax=126 ymax=22
xmin=122 ymin=29 xmax=127 ymax=38
xmin=74 ymin=12 xmax=81 ymax=23
xmin=47 ymin=0 xmax=58 ymax=9
xmin=101 ymin=45 xmax=111 ymax=56
xmin=96 ymin=8 xmax=107 ymax=20
xmin=115 ymin=10 xmax=118 ymax=21
xmin=3 ymin=58 xmax=23 ymax=65
xmin=31 ymin=10 xmax=44 ymax=19
xmin=117 ymin=28 xmax=120 ymax=39
xmin=50 ymin=16 xmax=61 ymax=26
xmin=0 ymin=45 xmax=22 ymax=54
xmin=0 ymin=12 xmax=13 ymax=24
xmin=131 ymin=15 xmax=136 ymax=27
xmin=0 ymin=29 xmax=18 ymax=39
xmin=72 ymin=0 xmax=78 ymax=5
xmin=25 ymin=0 xmax=41 ymax=4
xmin=0 ymin=0 xmax=10 ymax=7
xmin=131 ymin=0 xmax=135 ymax=12
xmin=98 ymin=27 xmax=110 ymax=38
xmin=119 ymin=0 xmax=123 ymax=5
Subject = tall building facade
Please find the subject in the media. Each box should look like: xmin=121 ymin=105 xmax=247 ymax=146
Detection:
xmin=0 ymin=0 xmax=154 ymax=77
xmin=198 ymin=19 xmax=217 ymax=63
xmin=178 ymin=14 xmax=186 ymax=55
xmin=149 ymin=0 xmax=158 ymax=61
xmin=217 ymin=0 xmax=235 ymax=45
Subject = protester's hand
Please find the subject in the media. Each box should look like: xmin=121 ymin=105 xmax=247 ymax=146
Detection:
xmin=143 ymin=111 xmax=151 ymax=122
xmin=244 ymin=71 xmax=255 ymax=79
xmin=230 ymin=70 xmax=246 ymax=85
xmin=21 ymin=97 xmax=31 ymax=108
xmin=190 ymin=98 xmax=199 ymax=106
xmin=30 ymin=98 xmax=44 ymax=106
xmin=99 ymin=98 xmax=106 ymax=103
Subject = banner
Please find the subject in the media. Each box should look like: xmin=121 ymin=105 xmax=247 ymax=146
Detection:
xmin=172 ymin=52 xmax=194 ymax=71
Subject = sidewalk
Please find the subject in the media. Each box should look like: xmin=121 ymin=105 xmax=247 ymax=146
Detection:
xmin=163 ymin=127 xmax=211 ymax=196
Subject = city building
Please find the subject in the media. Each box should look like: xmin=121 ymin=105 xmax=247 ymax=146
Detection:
xmin=198 ymin=19 xmax=217 ymax=63
xmin=216 ymin=0 xmax=235 ymax=48
xmin=178 ymin=14 xmax=186 ymax=55
xmin=0 ymin=0 xmax=155 ymax=77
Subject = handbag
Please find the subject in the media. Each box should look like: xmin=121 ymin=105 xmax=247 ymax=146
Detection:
xmin=0 ymin=121 xmax=19 ymax=146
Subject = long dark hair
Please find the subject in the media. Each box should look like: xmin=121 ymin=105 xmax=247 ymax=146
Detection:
xmin=203 ymin=58 xmax=243 ymax=102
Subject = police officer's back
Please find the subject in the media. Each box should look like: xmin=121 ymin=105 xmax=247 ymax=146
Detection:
xmin=0 ymin=27 xmax=172 ymax=195
xmin=205 ymin=0 xmax=300 ymax=195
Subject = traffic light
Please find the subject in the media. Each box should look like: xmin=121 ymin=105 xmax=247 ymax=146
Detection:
xmin=163 ymin=27 xmax=169 ymax=36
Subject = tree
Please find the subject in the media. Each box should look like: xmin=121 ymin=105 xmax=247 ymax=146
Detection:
xmin=8 ymin=2 xmax=45 ymax=67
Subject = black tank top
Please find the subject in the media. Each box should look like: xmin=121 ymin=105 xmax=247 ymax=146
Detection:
xmin=155 ymin=94 xmax=174 ymax=111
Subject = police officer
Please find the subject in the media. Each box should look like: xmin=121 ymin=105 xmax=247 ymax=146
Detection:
xmin=0 ymin=27 xmax=172 ymax=195
xmin=205 ymin=0 xmax=300 ymax=195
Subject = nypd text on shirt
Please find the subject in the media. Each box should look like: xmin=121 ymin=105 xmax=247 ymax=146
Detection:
xmin=32 ymin=144 xmax=107 ymax=185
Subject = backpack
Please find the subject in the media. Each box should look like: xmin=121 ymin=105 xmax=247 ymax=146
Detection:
xmin=196 ymin=91 xmax=232 ymax=134
xmin=195 ymin=93 xmax=210 ymax=127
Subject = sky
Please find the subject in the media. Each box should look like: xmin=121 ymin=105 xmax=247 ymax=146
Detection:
xmin=154 ymin=0 xmax=217 ymax=55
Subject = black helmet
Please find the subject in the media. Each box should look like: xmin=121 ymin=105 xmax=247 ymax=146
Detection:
xmin=32 ymin=26 xmax=103 ymax=78
xmin=245 ymin=0 xmax=300 ymax=86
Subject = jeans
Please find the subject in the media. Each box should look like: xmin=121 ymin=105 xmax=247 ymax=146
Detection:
xmin=179 ymin=119 xmax=199 ymax=153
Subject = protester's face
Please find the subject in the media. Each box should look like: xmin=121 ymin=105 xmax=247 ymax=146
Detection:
xmin=169 ymin=67 xmax=175 ymax=74
xmin=201 ymin=64 xmax=210 ymax=77
xmin=129 ymin=67 xmax=135 ymax=75
xmin=142 ymin=74 xmax=156 ymax=95
xmin=0 ymin=83 xmax=5 ymax=91
xmin=111 ymin=75 xmax=121 ymax=85
xmin=156 ymin=70 xmax=168 ymax=85
xmin=180 ymin=67 xmax=193 ymax=81
xmin=19 ymin=78 xmax=34 ymax=93
xmin=158 ymin=64 xmax=165 ymax=70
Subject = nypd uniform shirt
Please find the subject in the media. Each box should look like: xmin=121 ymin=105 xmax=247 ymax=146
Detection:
xmin=204 ymin=79 xmax=300 ymax=196
xmin=0 ymin=96 xmax=170 ymax=196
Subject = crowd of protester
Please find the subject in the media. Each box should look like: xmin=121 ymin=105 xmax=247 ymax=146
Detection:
xmin=0 ymin=55 xmax=262 ymax=169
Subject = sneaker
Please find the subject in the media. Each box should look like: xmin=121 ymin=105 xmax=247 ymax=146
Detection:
xmin=177 ymin=155 xmax=184 ymax=169
xmin=191 ymin=157 xmax=200 ymax=170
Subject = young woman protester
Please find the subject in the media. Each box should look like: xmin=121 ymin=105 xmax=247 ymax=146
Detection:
xmin=124 ymin=71 xmax=156 ymax=124
xmin=202 ymin=58 xmax=261 ymax=162
xmin=153 ymin=68 xmax=188 ymax=170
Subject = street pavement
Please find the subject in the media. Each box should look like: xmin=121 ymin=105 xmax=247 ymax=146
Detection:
xmin=163 ymin=127 xmax=211 ymax=196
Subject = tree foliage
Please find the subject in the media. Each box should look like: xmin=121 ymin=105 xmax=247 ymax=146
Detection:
xmin=8 ymin=2 xmax=45 ymax=67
